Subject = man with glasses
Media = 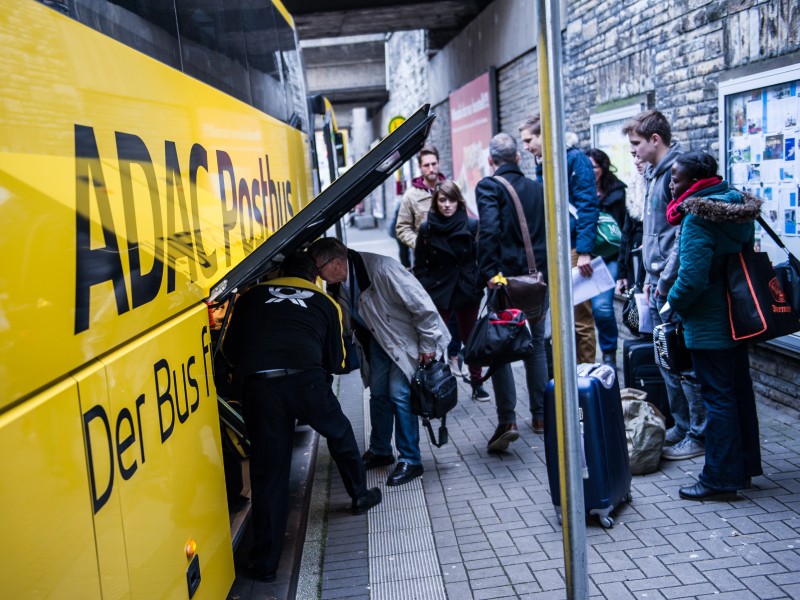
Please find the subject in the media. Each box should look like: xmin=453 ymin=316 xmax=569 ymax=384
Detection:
xmin=309 ymin=237 xmax=450 ymax=487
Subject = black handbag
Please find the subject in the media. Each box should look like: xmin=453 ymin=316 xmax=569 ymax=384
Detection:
xmin=726 ymin=221 xmax=800 ymax=343
xmin=652 ymin=322 xmax=692 ymax=373
xmin=410 ymin=360 xmax=458 ymax=447
xmin=493 ymin=176 xmax=548 ymax=323
xmin=464 ymin=286 xmax=532 ymax=383
xmin=621 ymin=287 xmax=641 ymax=335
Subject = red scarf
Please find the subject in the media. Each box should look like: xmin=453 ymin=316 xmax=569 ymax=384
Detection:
xmin=666 ymin=176 xmax=722 ymax=225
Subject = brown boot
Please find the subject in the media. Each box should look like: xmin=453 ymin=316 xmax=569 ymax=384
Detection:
xmin=487 ymin=423 xmax=519 ymax=452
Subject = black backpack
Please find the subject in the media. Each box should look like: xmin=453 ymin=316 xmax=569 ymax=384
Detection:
xmin=410 ymin=360 xmax=458 ymax=447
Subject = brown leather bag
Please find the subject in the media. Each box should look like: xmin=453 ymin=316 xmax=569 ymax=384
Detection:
xmin=493 ymin=176 xmax=548 ymax=323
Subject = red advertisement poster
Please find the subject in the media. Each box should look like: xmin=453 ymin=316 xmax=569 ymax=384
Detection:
xmin=450 ymin=71 xmax=495 ymax=215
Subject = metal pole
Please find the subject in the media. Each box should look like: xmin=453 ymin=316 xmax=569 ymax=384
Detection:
xmin=532 ymin=0 xmax=589 ymax=597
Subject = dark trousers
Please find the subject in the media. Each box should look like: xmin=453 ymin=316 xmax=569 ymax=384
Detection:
xmin=439 ymin=305 xmax=481 ymax=382
xmin=691 ymin=345 xmax=762 ymax=491
xmin=242 ymin=369 xmax=367 ymax=573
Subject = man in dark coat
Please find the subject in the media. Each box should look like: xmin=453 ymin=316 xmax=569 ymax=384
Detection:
xmin=221 ymin=252 xmax=381 ymax=581
xmin=475 ymin=132 xmax=549 ymax=449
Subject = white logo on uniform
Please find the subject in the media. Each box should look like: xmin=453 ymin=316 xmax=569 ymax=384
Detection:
xmin=265 ymin=286 xmax=314 ymax=308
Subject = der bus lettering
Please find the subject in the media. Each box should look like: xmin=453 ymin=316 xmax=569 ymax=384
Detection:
xmin=84 ymin=347 xmax=207 ymax=515
xmin=74 ymin=124 xmax=294 ymax=333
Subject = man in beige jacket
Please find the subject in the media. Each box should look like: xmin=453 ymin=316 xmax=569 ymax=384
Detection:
xmin=395 ymin=145 xmax=447 ymax=250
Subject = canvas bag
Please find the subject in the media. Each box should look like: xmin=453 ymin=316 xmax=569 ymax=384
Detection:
xmin=492 ymin=175 xmax=548 ymax=323
xmin=620 ymin=388 xmax=665 ymax=475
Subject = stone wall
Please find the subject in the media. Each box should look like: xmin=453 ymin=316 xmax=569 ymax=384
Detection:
xmin=750 ymin=344 xmax=800 ymax=411
xmin=564 ymin=0 xmax=800 ymax=150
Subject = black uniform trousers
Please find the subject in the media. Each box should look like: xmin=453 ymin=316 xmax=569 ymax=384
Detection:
xmin=242 ymin=368 xmax=367 ymax=573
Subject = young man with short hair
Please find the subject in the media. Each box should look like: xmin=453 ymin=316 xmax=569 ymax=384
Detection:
xmin=622 ymin=110 xmax=706 ymax=461
xmin=395 ymin=145 xmax=446 ymax=250
xmin=519 ymin=114 xmax=599 ymax=365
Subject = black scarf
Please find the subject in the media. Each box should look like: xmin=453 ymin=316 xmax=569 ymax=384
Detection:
xmin=426 ymin=208 xmax=469 ymax=238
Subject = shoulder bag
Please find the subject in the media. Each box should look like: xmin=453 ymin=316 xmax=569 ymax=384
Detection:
xmin=726 ymin=217 xmax=800 ymax=343
xmin=410 ymin=360 xmax=458 ymax=447
xmin=492 ymin=176 xmax=548 ymax=323
xmin=652 ymin=322 xmax=692 ymax=373
xmin=567 ymin=204 xmax=621 ymax=258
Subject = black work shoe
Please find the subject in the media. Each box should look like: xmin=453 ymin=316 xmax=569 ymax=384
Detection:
xmin=351 ymin=487 xmax=382 ymax=515
xmin=679 ymin=481 xmax=738 ymax=501
xmin=386 ymin=462 xmax=423 ymax=487
xmin=362 ymin=450 xmax=395 ymax=470
xmin=247 ymin=562 xmax=277 ymax=582
xmin=487 ymin=423 xmax=519 ymax=452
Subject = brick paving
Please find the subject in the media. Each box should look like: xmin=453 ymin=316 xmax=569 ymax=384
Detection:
xmin=307 ymin=226 xmax=800 ymax=600
xmin=313 ymin=366 xmax=800 ymax=600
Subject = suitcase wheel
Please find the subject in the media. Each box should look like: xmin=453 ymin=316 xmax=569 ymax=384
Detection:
xmin=599 ymin=515 xmax=614 ymax=529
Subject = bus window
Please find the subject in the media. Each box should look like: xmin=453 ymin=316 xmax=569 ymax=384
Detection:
xmin=51 ymin=0 xmax=182 ymax=70
xmin=176 ymin=0 xmax=252 ymax=106
xmin=275 ymin=11 xmax=308 ymax=133
xmin=241 ymin=3 xmax=289 ymax=122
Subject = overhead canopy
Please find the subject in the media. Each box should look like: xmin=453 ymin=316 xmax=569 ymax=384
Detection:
xmin=207 ymin=103 xmax=435 ymax=303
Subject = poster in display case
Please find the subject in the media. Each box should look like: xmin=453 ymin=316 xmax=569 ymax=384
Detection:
xmin=721 ymin=65 xmax=800 ymax=350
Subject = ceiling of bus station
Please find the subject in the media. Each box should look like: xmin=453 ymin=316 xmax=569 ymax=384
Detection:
xmin=283 ymin=0 xmax=493 ymax=122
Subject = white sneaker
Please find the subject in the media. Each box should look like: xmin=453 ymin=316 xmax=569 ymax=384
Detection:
xmin=662 ymin=437 xmax=705 ymax=461
xmin=664 ymin=426 xmax=684 ymax=447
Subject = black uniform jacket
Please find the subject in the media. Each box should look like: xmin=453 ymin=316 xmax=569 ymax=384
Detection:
xmin=221 ymin=276 xmax=346 ymax=380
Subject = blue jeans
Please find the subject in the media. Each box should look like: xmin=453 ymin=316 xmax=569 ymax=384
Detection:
xmin=691 ymin=345 xmax=762 ymax=490
xmin=491 ymin=307 xmax=548 ymax=424
xmin=368 ymin=342 xmax=421 ymax=465
xmin=592 ymin=259 xmax=619 ymax=353
xmin=649 ymin=291 xmax=706 ymax=442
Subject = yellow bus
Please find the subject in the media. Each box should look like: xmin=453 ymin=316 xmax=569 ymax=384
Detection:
xmin=0 ymin=1 xmax=315 ymax=597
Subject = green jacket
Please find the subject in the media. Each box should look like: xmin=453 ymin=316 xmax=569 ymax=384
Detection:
xmin=667 ymin=182 xmax=761 ymax=349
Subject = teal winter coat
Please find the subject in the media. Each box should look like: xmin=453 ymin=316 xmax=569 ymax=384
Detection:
xmin=666 ymin=182 xmax=762 ymax=350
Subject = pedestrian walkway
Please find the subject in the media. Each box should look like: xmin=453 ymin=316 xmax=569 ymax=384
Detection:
xmin=297 ymin=225 xmax=800 ymax=600
xmin=307 ymin=364 xmax=800 ymax=599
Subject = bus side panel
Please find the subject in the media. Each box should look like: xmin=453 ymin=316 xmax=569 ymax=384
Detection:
xmin=88 ymin=307 xmax=233 ymax=600
xmin=1 ymin=1 xmax=312 ymax=408
xmin=75 ymin=361 xmax=132 ymax=600
xmin=0 ymin=379 xmax=103 ymax=599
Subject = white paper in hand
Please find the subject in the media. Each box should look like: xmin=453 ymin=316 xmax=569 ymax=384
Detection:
xmin=572 ymin=256 xmax=615 ymax=305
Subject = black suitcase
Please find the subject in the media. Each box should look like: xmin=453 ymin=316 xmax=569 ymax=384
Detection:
xmin=622 ymin=338 xmax=673 ymax=428
xmin=544 ymin=366 xmax=632 ymax=528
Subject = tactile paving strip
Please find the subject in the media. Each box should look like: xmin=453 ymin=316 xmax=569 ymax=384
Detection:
xmin=362 ymin=388 xmax=446 ymax=599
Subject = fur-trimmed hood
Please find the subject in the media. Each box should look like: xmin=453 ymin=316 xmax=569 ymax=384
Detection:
xmin=679 ymin=187 xmax=762 ymax=224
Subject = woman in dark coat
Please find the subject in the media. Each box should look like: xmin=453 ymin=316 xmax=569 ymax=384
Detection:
xmin=586 ymin=148 xmax=626 ymax=366
xmin=666 ymin=151 xmax=763 ymax=500
xmin=414 ymin=180 xmax=490 ymax=401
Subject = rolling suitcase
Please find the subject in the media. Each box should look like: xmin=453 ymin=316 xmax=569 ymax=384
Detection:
xmin=544 ymin=365 xmax=631 ymax=528
xmin=622 ymin=338 xmax=673 ymax=428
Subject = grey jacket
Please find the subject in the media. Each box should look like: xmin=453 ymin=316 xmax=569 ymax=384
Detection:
xmin=642 ymin=143 xmax=682 ymax=294
xmin=337 ymin=252 xmax=450 ymax=384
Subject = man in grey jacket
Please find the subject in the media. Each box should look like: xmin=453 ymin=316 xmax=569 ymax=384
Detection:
xmin=623 ymin=110 xmax=705 ymax=461
xmin=309 ymin=237 xmax=451 ymax=486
